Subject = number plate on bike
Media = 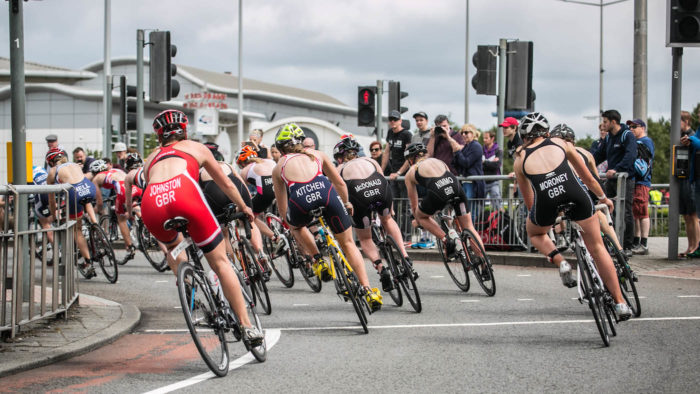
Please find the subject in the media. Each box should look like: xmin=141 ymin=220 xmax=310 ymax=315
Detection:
xmin=171 ymin=237 xmax=192 ymax=259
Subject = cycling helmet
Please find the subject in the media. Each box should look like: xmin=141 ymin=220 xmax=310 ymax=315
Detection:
xmin=202 ymin=141 xmax=225 ymax=161
xmin=549 ymin=123 xmax=576 ymax=142
xmin=124 ymin=152 xmax=143 ymax=171
xmin=275 ymin=123 xmax=305 ymax=148
xmin=404 ymin=142 xmax=428 ymax=160
xmin=518 ymin=112 xmax=550 ymax=140
xmin=340 ymin=133 xmax=355 ymax=140
xmin=45 ymin=148 xmax=66 ymax=165
xmin=153 ymin=109 xmax=188 ymax=141
xmin=89 ymin=159 xmax=108 ymax=174
xmin=236 ymin=145 xmax=258 ymax=167
xmin=333 ymin=137 xmax=361 ymax=159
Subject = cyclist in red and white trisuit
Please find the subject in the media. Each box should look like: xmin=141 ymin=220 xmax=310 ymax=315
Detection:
xmin=141 ymin=109 xmax=263 ymax=342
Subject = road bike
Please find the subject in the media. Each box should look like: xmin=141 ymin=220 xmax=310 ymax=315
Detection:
xmin=75 ymin=198 xmax=118 ymax=283
xmin=309 ymin=207 xmax=372 ymax=333
xmin=369 ymin=210 xmax=421 ymax=313
xmin=434 ymin=198 xmax=496 ymax=296
xmin=99 ymin=195 xmax=137 ymax=266
xmin=169 ymin=212 xmax=266 ymax=377
xmin=135 ymin=212 xmax=169 ymax=272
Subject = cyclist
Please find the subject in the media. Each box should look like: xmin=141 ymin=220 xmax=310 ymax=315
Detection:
xmin=199 ymin=142 xmax=272 ymax=281
xmin=513 ymin=112 xmax=632 ymax=320
xmin=31 ymin=165 xmax=55 ymax=248
xmin=271 ymin=123 xmax=382 ymax=310
xmin=335 ymin=137 xmax=417 ymax=292
xmin=141 ymin=109 xmax=263 ymax=343
xmin=404 ymin=142 xmax=485 ymax=262
xmin=123 ymin=152 xmax=145 ymax=219
xmin=90 ymin=160 xmax=137 ymax=262
xmin=45 ymin=148 xmax=98 ymax=278
xmin=237 ymin=145 xmax=286 ymax=256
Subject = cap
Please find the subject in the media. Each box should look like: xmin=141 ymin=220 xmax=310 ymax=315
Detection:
xmin=412 ymin=111 xmax=428 ymax=120
xmin=499 ymin=117 xmax=519 ymax=128
xmin=45 ymin=134 xmax=58 ymax=142
xmin=388 ymin=110 xmax=401 ymax=120
xmin=626 ymin=119 xmax=646 ymax=128
xmin=113 ymin=142 xmax=127 ymax=152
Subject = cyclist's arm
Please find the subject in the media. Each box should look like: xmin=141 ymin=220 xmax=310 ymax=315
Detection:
xmin=272 ymin=164 xmax=288 ymax=222
xmin=124 ymin=171 xmax=134 ymax=218
xmin=513 ymin=154 xmax=533 ymax=210
xmin=47 ymin=167 xmax=57 ymax=220
xmin=92 ymin=174 xmax=104 ymax=214
xmin=319 ymin=151 xmax=349 ymax=204
xmin=565 ymin=141 xmax=612 ymax=211
xmin=405 ymin=167 xmax=419 ymax=212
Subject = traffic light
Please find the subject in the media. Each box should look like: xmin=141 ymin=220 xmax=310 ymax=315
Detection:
xmin=472 ymin=45 xmax=497 ymax=95
xmin=388 ymin=81 xmax=408 ymax=115
xmin=357 ymin=86 xmax=376 ymax=127
xmin=119 ymin=75 xmax=137 ymax=135
xmin=149 ymin=31 xmax=180 ymax=102
xmin=505 ymin=41 xmax=534 ymax=111
xmin=667 ymin=0 xmax=700 ymax=47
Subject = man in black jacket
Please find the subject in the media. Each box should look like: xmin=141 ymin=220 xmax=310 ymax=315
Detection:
xmin=591 ymin=109 xmax=637 ymax=255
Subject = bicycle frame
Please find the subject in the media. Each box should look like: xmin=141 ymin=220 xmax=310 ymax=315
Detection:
xmin=314 ymin=215 xmax=354 ymax=280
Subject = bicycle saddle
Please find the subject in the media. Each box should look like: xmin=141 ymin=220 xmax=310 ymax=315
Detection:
xmin=164 ymin=216 xmax=189 ymax=232
xmin=309 ymin=207 xmax=325 ymax=218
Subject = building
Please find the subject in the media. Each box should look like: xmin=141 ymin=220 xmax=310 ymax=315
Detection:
xmin=0 ymin=56 xmax=377 ymax=183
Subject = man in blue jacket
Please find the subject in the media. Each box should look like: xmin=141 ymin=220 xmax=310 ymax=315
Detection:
xmin=591 ymin=109 xmax=637 ymax=255
xmin=680 ymin=110 xmax=700 ymax=257
xmin=627 ymin=119 xmax=654 ymax=255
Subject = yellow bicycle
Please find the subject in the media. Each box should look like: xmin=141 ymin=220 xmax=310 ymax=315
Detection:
xmin=309 ymin=207 xmax=371 ymax=333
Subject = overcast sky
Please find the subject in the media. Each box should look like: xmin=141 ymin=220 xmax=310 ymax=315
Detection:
xmin=2 ymin=0 xmax=699 ymax=138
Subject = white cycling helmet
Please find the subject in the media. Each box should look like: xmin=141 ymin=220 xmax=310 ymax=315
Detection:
xmin=89 ymin=159 xmax=108 ymax=174
xmin=518 ymin=112 xmax=550 ymax=140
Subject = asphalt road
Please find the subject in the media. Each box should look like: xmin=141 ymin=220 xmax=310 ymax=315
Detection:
xmin=2 ymin=255 xmax=700 ymax=393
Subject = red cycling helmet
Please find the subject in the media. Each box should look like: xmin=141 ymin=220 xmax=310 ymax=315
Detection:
xmin=45 ymin=148 xmax=66 ymax=165
xmin=153 ymin=109 xmax=188 ymax=141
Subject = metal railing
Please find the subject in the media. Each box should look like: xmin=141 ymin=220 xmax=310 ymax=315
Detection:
xmin=1 ymin=184 xmax=78 ymax=339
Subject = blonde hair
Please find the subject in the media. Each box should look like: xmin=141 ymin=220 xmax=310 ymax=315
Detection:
xmin=281 ymin=142 xmax=316 ymax=161
xmin=461 ymin=124 xmax=480 ymax=140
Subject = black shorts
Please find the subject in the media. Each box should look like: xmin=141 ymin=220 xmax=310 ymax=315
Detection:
xmin=529 ymin=178 xmax=594 ymax=226
xmin=418 ymin=176 xmax=469 ymax=216
xmin=346 ymin=174 xmax=393 ymax=229
xmin=679 ymin=179 xmax=696 ymax=216
xmin=200 ymin=175 xmax=252 ymax=223
xmin=286 ymin=176 xmax=352 ymax=234
xmin=252 ymin=192 xmax=274 ymax=215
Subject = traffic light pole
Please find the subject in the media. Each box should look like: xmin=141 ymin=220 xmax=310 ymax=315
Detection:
xmin=136 ymin=29 xmax=145 ymax=154
xmin=375 ymin=80 xmax=383 ymax=142
xmin=668 ymin=47 xmax=682 ymax=260
xmin=496 ymin=39 xmax=507 ymax=172
xmin=103 ymin=0 xmax=112 ymax=158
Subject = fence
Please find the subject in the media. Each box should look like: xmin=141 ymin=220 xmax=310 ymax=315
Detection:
xmin=1 ymin=184 xmax=78 ymax=339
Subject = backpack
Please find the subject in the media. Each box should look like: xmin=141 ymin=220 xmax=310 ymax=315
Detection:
xmin=634 ymin=141 xmax=653 ymax=179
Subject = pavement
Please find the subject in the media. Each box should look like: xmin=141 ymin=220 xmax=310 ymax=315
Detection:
xmin=0 ymin=236 xmax=696 ymax=378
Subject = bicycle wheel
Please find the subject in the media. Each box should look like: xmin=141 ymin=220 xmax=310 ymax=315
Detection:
xmin=602 ymin=234 xmax=641 ymax=317
xmin=436 ymin=236 xmax=470 ymax=292
xmin=233 ymin=266 xmax=267 ymax=362
xmin=379 ymin=241 xmax=403 ymax=307
xmin=89 ymin=223 xmax=118 ymax=283
xmin=177 ymin=262 xmax=230 ymax=376
xmin=386 ymin=235 xmax=421 ymax=313
xmin=295 ymin=240 xmax=322 ymax=292
xmin=463 ymin=229 xmax=496 ymax=296
xmin=603 ymin=292 xmax=618 ymax=337
xmin=575 ymin=243 xmax=610 ymax=347
xmin=263 ymin=219 xmax=294 ymax=287
xmin=138 ymin=220 xmax=169 ymax=272
xmin=241 ymin=238 xmax=272 ymax=315
xmin=512 ymin=201 xmax=529 ymax=249
xmin=329 ymin=246 xmax=368 ymax=333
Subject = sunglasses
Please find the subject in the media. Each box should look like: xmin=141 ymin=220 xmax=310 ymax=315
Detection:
xmin=389 ymin=118 xmax=400 ymax=122
xmin=370 ymin=148 xmax=381 ymax=152
xmin=629 ymin=125 xmax=639 ymax=129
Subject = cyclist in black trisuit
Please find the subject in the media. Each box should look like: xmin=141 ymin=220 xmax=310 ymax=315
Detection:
xmin=513 ymin=112 xmax=631 ymax=320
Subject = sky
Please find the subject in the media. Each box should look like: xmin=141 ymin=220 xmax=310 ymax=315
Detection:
xmin=2 ymin=0 xmax=699 ymax=138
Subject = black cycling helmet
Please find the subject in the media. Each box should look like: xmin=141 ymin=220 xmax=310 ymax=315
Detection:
xmin=333 ymin=138 xmax=360 ymax=159
xmin=125 ymin=152 xmax=143 ymax=171
xmin=404 ymin=142 xmax=427 ymax=160
xmin=549 ymin=123 xmax=576 ymax=142
xmin=204 ymin=141 xmax=225 ymax=162
xmin=518 ymin=112 xmax=550 ymax=140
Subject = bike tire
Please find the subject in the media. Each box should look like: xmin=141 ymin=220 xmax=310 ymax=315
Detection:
xmin=177 ymin=262 xmax=230 ymax=376
xmin=575 ymin=243 xmax=610 ymax=347
xmin=233 ymin=266 xmax=267 ymax=362
xmin=463 ymin=229 xmax=496 ymax=296
xmin=296 ymin=240 xmax=322 ymax=292
xmin=329 ymin=246 xmax=368 ymax=333
xmin=387 ymin=235 xmax=422 ymax=313
xmin=242 ymin=238 xmax=272 ymax=315
xmin=89 ymin=223 xmax=118 ymax=284
xmin=138 ymin=220 xmax=169 ymax=272
xmin=603 ymin=234 xmax=641 ymax=317
xmin=380 ymin=241 xmax=403 ymax=307
xmin=263 ymin=219 xmax=294 ymax=288
xmin=437 ymin=237 xmax=470 ymax=292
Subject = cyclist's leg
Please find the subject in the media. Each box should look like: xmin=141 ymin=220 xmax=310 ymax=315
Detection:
xmin=456 ymin=212 xmax=485 ymax=251
xmin=379 ymin=214 xmax=408 ymax=258
xmin=578 ymin=216 xmax=625 ymax=304
xmin=204 ymin=240 xmax=254 ymax=328
xmin=254 ymin=215 xmax=274 ymax=239
xmin=334 ymin=227 xmax=371 ymax=287
xmin=116 ymin=214 xmax=134 ymax=248
xmin=222 ymin=225 xmax=234 ymax=258
xmin=38 ymin=215 xmax=54 ymax=243
xmin=83 ymin=202 xmax=98 ymax=225
xmin=598 ymin=210 xmax=622 ymax=251
xmin=74 ymin=216 xmax=91 ymax=260
xmin=526 ymin=218 xmax=565 ymax=267
xmin=414 ymin=209 xmax=446 ymax=241
xmin=246 ymin=219 xmax=264 ymax=254
xmin=290 ymin=226 xmax=319 ymax=257
xmin=355 ymin=227 xmax=381 ymax=266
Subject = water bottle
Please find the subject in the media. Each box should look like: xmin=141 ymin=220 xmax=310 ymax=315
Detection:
xmin=207 ymin=270 xmax=223 ymax=300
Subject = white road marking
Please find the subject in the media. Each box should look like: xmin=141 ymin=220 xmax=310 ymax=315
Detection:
xmin=155 ymin=280 xmax=168 ymax=283
xmin=460 ymin=300 xmax=479 ymax=303
xmin=430 ymin=275 xmax=444 ymax=279
xmin=173 ymin=306 xmax=181 ymax=309
xmin=144 ymin=329 xmax=281 ymax=394
xmin=269 ymin=316 xmax=700 ymax=332
xmin=678 ymin=295 xmax=700 ymax=298
xmin=517 ymin=274 xmax=532 ymax=277
xmin=293 ymin=303 xmax=310 ymax=306
xmin=517 ymin=298 xmax=534 ymax=301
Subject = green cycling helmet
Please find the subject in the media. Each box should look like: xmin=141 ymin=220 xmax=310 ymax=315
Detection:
xmin=275 ymin=123 xmax=305 ymax=148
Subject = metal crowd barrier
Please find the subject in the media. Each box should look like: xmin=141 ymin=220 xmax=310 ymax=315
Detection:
xmin=1 ymin=184 xmax=78 ymax=339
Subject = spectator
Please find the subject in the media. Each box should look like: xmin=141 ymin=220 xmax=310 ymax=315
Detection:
xmin=649 ymin=189 xmax=662 ymax=206
xmin=112 ymin=142 xmax=127 ymax=170
xmin=72 ymin=147 xmax=96 ymax=175
xmin=426 ymin=115 xmax=465 ymax=175
xmin=269 ymin=145 xmax=282 ymax=162
xmin=412 ymin=111 xmax=431 ymax=145
xmin=380 ymin=109 xmax=413 ymax=243
xmin=591 ymin=123 xmax=609 ymax=173
xmin=627 ymin=119 xmax=654 ymax=255
xmin=500 ymin=117 xmax=522 ymax=159
xmin=44 ymin=134 xmax=65 ymax=169
xmin=454 ymin=124 xmax=485 ymax=218
xmin=248 ymin=129 xmax=268 ymax=158
xmin=482 ymin=130 xmax=503 ymax=212
xmin=591 ymin=109 xmax=637 ymax=255
xmin=368 ymin=141 xmax=383 ymax=167
xmin=679 ymin=110 xmax=700 ymax=257
xmin=302 ymin=137 xmax=316 ymax=150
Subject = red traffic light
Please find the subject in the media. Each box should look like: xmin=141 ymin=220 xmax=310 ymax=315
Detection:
xmin=359 ymin=88 xmax=374 ymax=106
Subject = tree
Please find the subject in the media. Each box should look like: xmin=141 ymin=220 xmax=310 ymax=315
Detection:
xmin=647 ymin=117 xmax=670 ymax=185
